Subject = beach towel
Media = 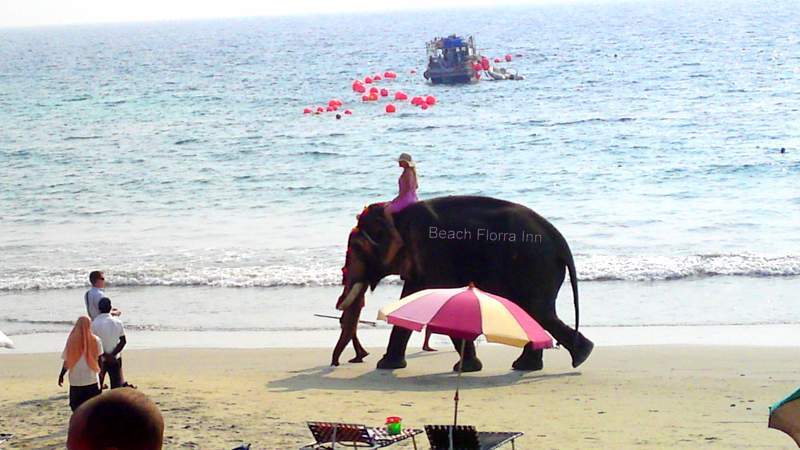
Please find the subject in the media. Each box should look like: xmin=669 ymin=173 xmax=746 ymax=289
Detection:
xmin=0 ymin=330 xmax=13 ymax=349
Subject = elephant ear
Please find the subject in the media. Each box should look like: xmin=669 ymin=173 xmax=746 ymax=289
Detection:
xmin=356 ymin=204 xmax=392 ymax=248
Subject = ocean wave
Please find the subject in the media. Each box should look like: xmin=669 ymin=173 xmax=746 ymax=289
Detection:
xmin=174 ymin=138 xmax=200 ymax=145
xmin=578 ymin=254 xmax=800 ymax=281
xmin=64 ymin=94 xmax=91 ymax=102
xmin=0 ymin=254 xmax=798 ymax=291
xmin=547 ymin=117 xmax=635 ymax=127
xmin=298 ymin=150 xmax=344 ymax=157
xmin=64 ymin=135 xmax=102 ymax=141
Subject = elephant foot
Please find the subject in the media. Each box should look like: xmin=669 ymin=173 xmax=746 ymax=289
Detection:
xmin=453 ymin=357 xmax=482 ymax=373
xmin=376 ymin=355 xmax=407 ymax=370
xmin=570 ymin=334 xmax=594 ymax=368
xmin=512 ymin=349 xmax=544 ymax=371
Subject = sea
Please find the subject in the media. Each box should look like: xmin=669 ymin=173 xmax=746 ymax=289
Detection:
xmin=1 ymin=0 xmax=799 ymax=353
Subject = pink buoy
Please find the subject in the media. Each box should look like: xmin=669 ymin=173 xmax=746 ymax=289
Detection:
xmin=303 ymin=107 xmax=312 ymax=114
xmin=364 ymin=76 xmax=373 ymax=84
xmin=369 ymin=86 xmax=379 ymax=94
xmin=394 ymin=91 xmax=408 ymax=100
xmin=410 ymin=69 xmax=417 ymax=74
xmin=411 ymin=96 xmax=422 ymax=106
xmin=344 ymin=109 xmax=353 ymax=115
xmin=494 ymin=57 xmax=502 ymax=63
xmin=326 ymin=106 xmax=335 ymax=112
xmin=505 ymin=54 xmax=513 ymax=62
xmin=352 ymin=80 xmax=363 ymax=91
xmin=420 ymin=103 xmax=428 ymax=110
xmin=425 ymin=95 xmax=436 ymax=106
xmin=384 ymin=71 xmax=397 ymax=79
xmin=362 ymin=95 xmax=370 ymax=102
xmin=481 ymin=58 xmax=490 ymax=70
xmin=385 ymin=104 xmax=396 ymax=113
xmin=369 ymin=93 xmax=378 ymax=101
xmin=373 ymin=74 xmax=382 ymax=81
xmin=380 ymin=88 xmax=389 ymax=97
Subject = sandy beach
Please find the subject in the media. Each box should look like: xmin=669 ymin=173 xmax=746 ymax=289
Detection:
xmin=1 ymin=345 xmax=797 ymax=449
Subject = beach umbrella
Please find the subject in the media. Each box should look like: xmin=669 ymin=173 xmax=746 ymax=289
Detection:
xmin=378 ymin=283 xmax=552 ymax=447
xmin=769 ymin=387 xmax=800 ymax=446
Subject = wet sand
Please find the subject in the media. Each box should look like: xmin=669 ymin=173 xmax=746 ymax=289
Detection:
xmin=0 ymin=345 xmax=797 ymax=449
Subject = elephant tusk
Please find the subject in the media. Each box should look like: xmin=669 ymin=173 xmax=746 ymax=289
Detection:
xmin=338 ymin=282 xmax=367 ymax=311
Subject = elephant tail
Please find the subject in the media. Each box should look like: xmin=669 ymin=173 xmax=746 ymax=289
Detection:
xmin=563 ymin=247 xmax=580 ymax=342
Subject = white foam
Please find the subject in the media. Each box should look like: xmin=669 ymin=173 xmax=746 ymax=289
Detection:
xmin=1 ymin=253 xmax=799 ymax=291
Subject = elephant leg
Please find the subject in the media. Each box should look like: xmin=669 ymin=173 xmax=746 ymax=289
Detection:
xmin=512 ymin=344 xmax=544 ymax=371
xmin=536 ymin=312 xmax=594 ymax=368
xmin=451 ymin=338 xmax=482 ymax=373
xmin=377 ymin=281 xmax=427 ymax=370
xmin=376 ymin=326 xmax=412 ymax=369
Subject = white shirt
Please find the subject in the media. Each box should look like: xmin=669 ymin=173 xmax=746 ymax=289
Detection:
xmin=85 ymin=287 xmax=105 ymax=320
xmin=91 ymin=313 xmax=125 ymax=355
xmin=62 ymin=336 xmax=102 ymax=387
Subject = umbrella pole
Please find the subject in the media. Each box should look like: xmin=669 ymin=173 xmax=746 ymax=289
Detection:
xmin=451 ymin=339 xmax=466 ymax=450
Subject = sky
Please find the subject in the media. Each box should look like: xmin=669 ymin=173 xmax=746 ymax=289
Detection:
xmin=0 ymin=0 xmax=599 ymax=28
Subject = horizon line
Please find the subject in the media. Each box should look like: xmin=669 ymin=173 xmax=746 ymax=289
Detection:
xmin=0 ymin=0 xmax=630 ymax=30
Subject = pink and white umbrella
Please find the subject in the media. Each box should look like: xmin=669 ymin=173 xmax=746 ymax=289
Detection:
xmin=378 ymin=284 xmax=553 ymax=350
xmin=378 ymin=283 xmax=554 ymax=443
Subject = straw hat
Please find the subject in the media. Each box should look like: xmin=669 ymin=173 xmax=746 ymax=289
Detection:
xmin=397 ymin=153 xmax=415 ymax=167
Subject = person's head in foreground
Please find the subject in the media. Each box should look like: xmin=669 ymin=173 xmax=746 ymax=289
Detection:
xmin=67 ymin=388 xmax=164 ymax=450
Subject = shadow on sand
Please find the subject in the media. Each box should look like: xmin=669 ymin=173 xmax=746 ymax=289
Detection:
xmin=268 ymin=351 xmax=581 ymax=393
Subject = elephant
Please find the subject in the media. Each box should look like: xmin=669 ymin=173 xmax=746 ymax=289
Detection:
xmin=336 ymin=195 xmax=594 ymax=372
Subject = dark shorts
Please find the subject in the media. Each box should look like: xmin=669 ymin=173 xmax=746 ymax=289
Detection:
xmin=69 ymin=383 xmax=100 ymax=412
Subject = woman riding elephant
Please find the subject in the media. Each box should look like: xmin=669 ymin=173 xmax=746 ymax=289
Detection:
xmin=330 ymin=154 xmax=434 ymax=366
xmin=383 ymin=152 xmax=418 ymax=265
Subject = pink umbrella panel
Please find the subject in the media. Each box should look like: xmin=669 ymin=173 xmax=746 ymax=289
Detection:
xmin=377 ymin=285 xmax=553 ymax=350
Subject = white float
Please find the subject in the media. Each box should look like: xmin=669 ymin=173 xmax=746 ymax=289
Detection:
xmin=0 ymin=330 xmax=14 ymax=349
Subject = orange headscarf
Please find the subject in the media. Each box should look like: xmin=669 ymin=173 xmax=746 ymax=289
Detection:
xmin=63 ymin=316 xmax=100 ymax=372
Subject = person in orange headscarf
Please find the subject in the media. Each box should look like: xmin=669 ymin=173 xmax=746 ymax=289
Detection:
xmin=58 ymin=316 xmax=103 ymax=412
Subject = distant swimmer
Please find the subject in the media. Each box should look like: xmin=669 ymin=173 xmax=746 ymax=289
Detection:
xmin=781 ymin=147 xmax=786 ymax=154
xmin=336 ymin=113 xmax=342 ymax=120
